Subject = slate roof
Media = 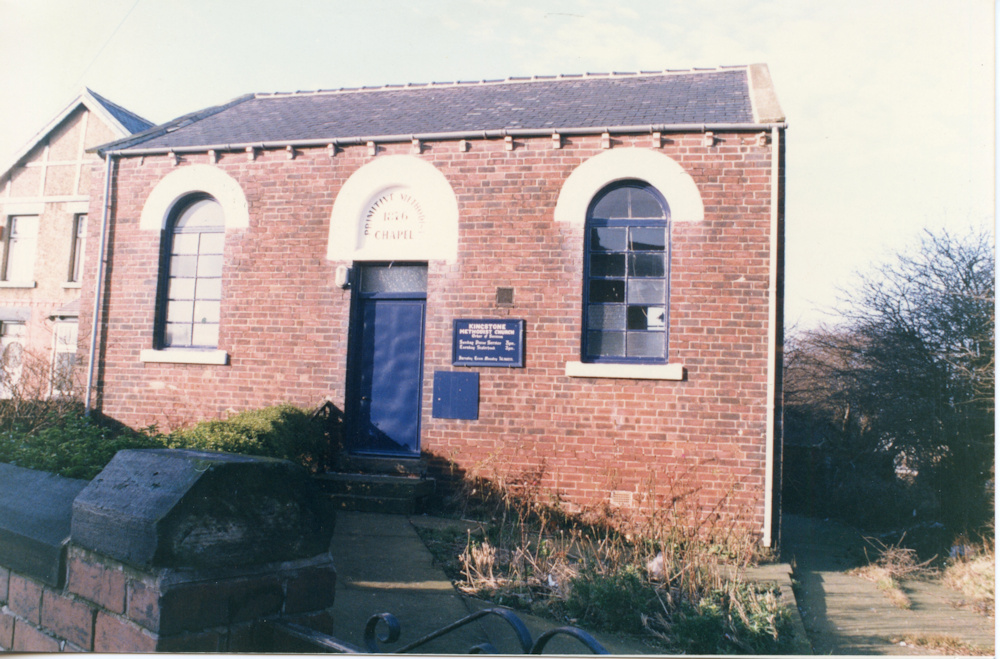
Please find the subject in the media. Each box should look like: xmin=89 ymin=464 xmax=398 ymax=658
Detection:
xmin=102 ymin=66 xmax=782 ymax=154
xmin=87 ymin=89 xmax=155 ymax=135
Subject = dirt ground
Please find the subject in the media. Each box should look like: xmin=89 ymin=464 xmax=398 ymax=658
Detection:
xmin=781 ymin=514 xmax=995 ymax=655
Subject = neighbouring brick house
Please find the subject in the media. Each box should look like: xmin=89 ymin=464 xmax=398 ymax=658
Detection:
xmin=0 ymin=89 xmax=152 ymax=397
xmin=82 ymin=65 xmax=786 ymax=542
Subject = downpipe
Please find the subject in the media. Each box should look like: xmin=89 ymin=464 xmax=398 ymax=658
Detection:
xmin=84 ymin=154 xmax=113 ymax=416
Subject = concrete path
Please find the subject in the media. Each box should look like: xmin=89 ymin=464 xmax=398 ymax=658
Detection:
xmin=327 ymin=512 xmax=653 ymax=654
xmin=782 ymin=514 xmax=995 ymax=655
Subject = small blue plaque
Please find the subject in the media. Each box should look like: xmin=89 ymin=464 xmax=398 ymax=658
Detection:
xmin=452 ymin=319 xmax=525 ymax=368
xmin=432 ymin=371 xmax=479 ymax=420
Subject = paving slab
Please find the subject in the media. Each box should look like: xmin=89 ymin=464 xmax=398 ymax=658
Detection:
xmin=784 ymin=514 xmax=995 ymax=655
xmin=328 ymin=512 xmax=487 ymax=653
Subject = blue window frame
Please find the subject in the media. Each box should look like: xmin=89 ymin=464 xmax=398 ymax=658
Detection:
xmin=155 ymin=195 xmax=224 ymax=349
xmin=583 ymin=181 xmax=670 ymax=363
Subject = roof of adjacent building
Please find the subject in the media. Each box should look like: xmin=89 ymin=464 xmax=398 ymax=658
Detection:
xmin=85 ymin=88 xmax=156 ymax=136
xmin=1 ymin=88 xmax=154 ymax=178
xmin=99 ymin=65 xmax=784 ymax=154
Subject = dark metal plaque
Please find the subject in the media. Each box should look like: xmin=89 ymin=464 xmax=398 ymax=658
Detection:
xmin=452 ymin=319 xmax=524 ymax=367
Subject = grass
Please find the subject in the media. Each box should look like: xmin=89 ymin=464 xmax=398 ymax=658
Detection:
xmin=892 ymin=634 xmax=995 ymax=656
xmin=418 ymin=463 xmax=799 ymax=655
xmin=942 ymin=533 xmax=995 ymax=617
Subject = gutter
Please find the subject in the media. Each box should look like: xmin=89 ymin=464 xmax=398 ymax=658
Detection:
xmin=97 ymin=122 xmax=788 ymax=157
xmin=762 ymin=125 xmax=782 ymax=546
xmin=84 ymin=154 xmax=113 ymax=416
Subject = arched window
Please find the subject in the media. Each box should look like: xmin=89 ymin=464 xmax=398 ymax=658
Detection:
xmin=583 ymin=181 xmax=669 ymax=362
xmin=156 ymin=195 xmax=224 ymax=349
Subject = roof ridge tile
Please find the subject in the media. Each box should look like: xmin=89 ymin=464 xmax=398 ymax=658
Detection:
xmin=250 ymin=67 xmax=746 ymax=99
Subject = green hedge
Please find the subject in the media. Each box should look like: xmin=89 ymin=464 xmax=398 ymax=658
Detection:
xmin=166 ymin=404 xmax=329 ymax=470
xmin=0 ymin=411 xmax=164 ymax=480
xmin=0 ymin=404 xmax=330 ymax=480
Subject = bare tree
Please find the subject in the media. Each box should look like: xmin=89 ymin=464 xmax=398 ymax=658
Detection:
xmin=785 ymin=227 xmax=994 ymax=533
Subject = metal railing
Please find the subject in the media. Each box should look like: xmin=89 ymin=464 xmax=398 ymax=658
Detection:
xmin=270 ymin=607 xmax=608 ymax=654
xmin=312 ymin=400 xmax=346 ymax=471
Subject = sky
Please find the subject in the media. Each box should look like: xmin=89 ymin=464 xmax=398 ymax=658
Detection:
xmin=0 ymin=0 xmax=993 ymax=330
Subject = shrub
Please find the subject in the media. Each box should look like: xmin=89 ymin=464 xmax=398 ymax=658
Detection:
xmin=166 ymin=404 xmax=329 ymax=471
xmin=1 ymin=401 xmax=331 ymax=480
xmin=654 ymin=581 xmax=795 ymax=654
xmin=0 ymin=348 xmax=86 ymax=437
xmin=0 ymin=410 xmax=165 ymax=480
xmin=566 ymin=564 xmax=659 ymax=634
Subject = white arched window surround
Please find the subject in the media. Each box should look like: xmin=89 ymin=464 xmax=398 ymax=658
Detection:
xmin=327 ymin=155 xmax=458 ymax=263
xmin=139 ymin=164 xmax=249 ymax=232
xmin=554 ymin=148 xmax=703 ymax=226
xmin=138 ymin=165 xmax=247 ymax=365
xmin=557 ymin=148 xmax=701 ymax=380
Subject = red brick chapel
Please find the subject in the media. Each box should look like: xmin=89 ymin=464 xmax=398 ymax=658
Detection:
xmin=81 ymin=64 xmax=787 ymax=543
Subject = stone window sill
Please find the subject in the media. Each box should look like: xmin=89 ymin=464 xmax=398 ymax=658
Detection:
xmin=564 ymin=361 xmax=685 ymax=380
xmin=0 ymin=281 xmax=36 ymax=289
xmin=140 ymin=349 xmax=229 ymax=365
xmin=62 ymin=282 xmax=82 ymax=289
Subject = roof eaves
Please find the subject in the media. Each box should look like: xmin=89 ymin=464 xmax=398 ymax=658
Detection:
xmin=103 ymin=121 xmax=784 ymax=158
xmin=92 ymin=93 xmax=257 ymax=155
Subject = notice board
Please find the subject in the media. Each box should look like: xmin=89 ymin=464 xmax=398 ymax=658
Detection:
xmin=452 ymin=319 xmax=525 ymax=367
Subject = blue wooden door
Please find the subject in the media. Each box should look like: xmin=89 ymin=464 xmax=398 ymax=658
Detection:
xmin=348 ymin=264 xmax=427 ymax=457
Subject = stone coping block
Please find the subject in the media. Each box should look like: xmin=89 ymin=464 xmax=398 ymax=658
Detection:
xmin=0 ymin=463 xmax=89 ymax=586
xmin=71 ymin=449 xmax=336 ymax=569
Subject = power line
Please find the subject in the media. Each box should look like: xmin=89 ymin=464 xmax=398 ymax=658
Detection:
xmin=72 ymin=0 xmax=143 ymax=90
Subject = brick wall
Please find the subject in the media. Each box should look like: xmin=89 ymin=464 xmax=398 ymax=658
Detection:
xmin=81 ymin=131 xmax=780 ymax=530
xmin=0 ymin=547 xmax=334 ymax=652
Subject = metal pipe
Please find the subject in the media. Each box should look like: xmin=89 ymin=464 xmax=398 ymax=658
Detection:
xmin=100 ymin=122 xmax=788 ymax=157
xmin=762 ymin=125 xmax=781 ymax=546
xmin=84 ymin=154 xmax=113 ymax=416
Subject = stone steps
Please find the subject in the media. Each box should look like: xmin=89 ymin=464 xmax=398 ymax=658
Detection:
xmin=315 ymin=472 xmax=435 ymax=515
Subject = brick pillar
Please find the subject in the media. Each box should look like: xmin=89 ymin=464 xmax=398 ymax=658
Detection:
xmin=0 ymin=452 xmax=336 ymax=652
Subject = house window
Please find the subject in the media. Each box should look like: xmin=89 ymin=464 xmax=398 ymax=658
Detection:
xmin=156 ymin=196 xmax=224 ymax=349
xmin=583 ymin=181 xmax=669 ymax=362
xmin=68 ymin=214 xmax=87 ymax=283
xmin=2 ymin=216 xmax=39 ymax=283
xmin=51 ymin=321 xmax=78 ymax=397
xmin=0 ymin=320 xmax=26 ymax=398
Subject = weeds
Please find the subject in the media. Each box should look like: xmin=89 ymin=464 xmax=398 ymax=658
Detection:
xmin=421 ymin=458 xmax=798 ymax=654
xmin=850 ymin=535 xmax=935 ymax=609
xmin=942 ymin=532 xmax=995 ymax=617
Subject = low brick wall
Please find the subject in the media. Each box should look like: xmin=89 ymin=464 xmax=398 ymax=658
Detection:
xmin=1 ymin=549 xmax=335 ymax=652
xmin=0 ymin=451 xmax=337 ymax=652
